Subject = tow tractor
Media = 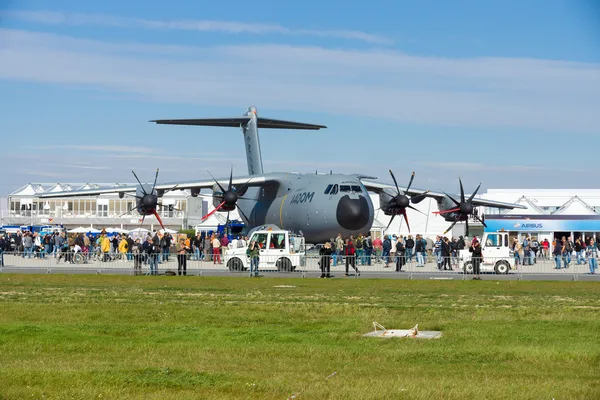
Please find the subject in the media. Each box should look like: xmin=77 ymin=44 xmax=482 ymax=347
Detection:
xmin=458 ymin=230 xmax=515 ymax=274
xmin=224 ymin=228 xmax=305 ymax=272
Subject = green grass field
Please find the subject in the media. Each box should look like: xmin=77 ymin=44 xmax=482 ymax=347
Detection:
xmin=1 ymin=275 xmax=599 ymax=399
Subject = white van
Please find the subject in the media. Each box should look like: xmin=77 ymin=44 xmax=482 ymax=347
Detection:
xmin=224 ymin=229 xmax=305 ymax=272
xmin=458 ymin=231 xmax=514 ymax=274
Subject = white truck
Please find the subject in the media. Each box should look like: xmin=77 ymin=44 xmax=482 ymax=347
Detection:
xmin=224 ymin=229 xmax=306 ymax=272
xmin=458 ymin=231 xmax=514 ymax=274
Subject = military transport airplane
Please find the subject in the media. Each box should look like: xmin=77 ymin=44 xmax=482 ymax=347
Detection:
xmin=39 ymin=106 xmax=526 ymax=242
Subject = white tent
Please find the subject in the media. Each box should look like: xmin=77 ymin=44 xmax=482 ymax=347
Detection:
xmin=68 ymin=227 xmax=88 ymax=233
xmin=106 ymin=227 xmax=129 ymax=234
xmin=129 ymin=228 xmax=150 ymax=234
xmin=68 ymin=227 xmax=101 ymax=234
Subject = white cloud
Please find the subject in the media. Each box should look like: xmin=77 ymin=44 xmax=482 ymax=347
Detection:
xmin=0 ymin=29 xmax=598 ymax=134
xmin=0 ymin=10 xmax=392 ymax=44
xmin=33 ymin=145 xmax=158 ymax=153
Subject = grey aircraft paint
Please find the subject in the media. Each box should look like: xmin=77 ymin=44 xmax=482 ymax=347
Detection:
xmin=38 ymin=106 xmax=526 ymax=244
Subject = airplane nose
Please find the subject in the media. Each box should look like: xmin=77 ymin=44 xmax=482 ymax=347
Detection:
xmin=336 ymin=195 xmax=370 ymax=231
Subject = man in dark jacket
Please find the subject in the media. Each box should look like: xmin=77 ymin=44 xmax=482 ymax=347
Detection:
xmin=469 ymin=237 xmax=483 ymax=280
xmin=395 ymin=240 xmax=405 ymax=271
xmin=382 ymin=236 xmax=392 ymax=266
xmin=319 ymin=242 xmax=334 ymax=278
xmin=405 ymin=235 xmax=414 ymax=262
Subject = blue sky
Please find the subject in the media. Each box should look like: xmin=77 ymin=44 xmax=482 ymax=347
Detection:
xmin=0 ymin=0 xmax=599 ymax=197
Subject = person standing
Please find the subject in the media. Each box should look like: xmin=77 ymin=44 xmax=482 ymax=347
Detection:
xmin=212 ymin=234 xmax=222 ymax=264
xmin=395 ymin=238 xmax=405 ymax=272
xmin=344 ymin=238 xmax=359 ymax=276
xmin=319 ymin=242 xmax=333 ymax=278
xmin=469 ymin=237 xmax=483 ymax=280
xmin=246 ymin=240 xmax=260 ymax=277
xmin=176 ymin=238 xmax=189 ymax=276
xmin=587 ymin=237 xmax=597 ymax=274
xmin=131 ymin=238 xmax=143 ymax=275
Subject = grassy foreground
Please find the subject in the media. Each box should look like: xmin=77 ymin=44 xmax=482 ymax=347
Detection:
xmin=0 ymin=275 xmax=599 ymax=400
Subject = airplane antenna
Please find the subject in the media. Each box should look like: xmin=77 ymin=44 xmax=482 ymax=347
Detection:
xmin=330 ymin=170 xmax=332 ymax=175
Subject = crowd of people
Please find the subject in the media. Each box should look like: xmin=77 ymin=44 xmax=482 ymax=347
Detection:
xmin=317 ymin=233 xmax=484 ymax=279
xmin=2 ymin=228 xmax=598 ymax=276
xmin=513 ymin=235 xmax=598 ymax=274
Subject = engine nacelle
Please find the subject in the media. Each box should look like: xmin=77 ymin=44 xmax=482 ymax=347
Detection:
xmin=378 ymin=189 xmax=397 ymax=215
xmin=212 ymin=184 xmax=235 ymax=212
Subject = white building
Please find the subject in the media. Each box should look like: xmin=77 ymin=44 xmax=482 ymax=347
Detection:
xmin=375 ymin=189 xmax=600 ymax=243
xmin=2 ymin=183 xmax=213 ymax=231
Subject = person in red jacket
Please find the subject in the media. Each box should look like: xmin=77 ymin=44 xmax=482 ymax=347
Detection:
xmin=344 ymin=238 xmax=360 ymax=276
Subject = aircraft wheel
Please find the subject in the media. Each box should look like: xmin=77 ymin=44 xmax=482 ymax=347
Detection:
xmin=227 ymin=257 xmax=245 ymax=272
xmin=494 ymin=260 xmax=510 ymax=274
xmin=463 ymin=261 xmax=473 ymax=274
xmin=276 ymin=257 xmax=295 ymax=272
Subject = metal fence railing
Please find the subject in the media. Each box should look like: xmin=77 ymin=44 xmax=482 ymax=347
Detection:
xmin=0 ymin=251 xmax=598 ymax=280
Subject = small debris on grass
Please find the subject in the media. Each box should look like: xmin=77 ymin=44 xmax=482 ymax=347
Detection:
xmin=274 ymin=285 xmax=296 ymax=288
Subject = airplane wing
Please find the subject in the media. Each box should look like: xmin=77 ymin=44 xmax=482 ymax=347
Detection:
xmin=360 ymin=179 xmax=527 ymax=210
xmin=38 ymin=175 xmax=274 ymax=198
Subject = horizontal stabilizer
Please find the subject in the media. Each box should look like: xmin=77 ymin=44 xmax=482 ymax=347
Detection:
xmin=257 ymin=117 xmax=326 ymax=130
xmin=150 ymin=117 xmax=250 ymax=127
xmin=150 ymin=117 xmax=326 ymax=130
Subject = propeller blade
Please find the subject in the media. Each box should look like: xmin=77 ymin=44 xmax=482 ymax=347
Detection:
xmin=225 ymin=211 xmax=230 ymax=235
xmin=401 ymin=209 xmax=410 ymax=233
xmin=158 ymin=204 xmax=182 ymax=212
xmin=152 ymin=209 xmax=165 ymax=230
xmin=465 ymin=219 xmax=469 ymax=237
xmin=206 ymin=170 xmax=227 ymax=194
xmin=459 ymin=177 xmax=465 ymax=203
xmin=389 ymin=170 xmax=401 ymax=196
xmin=237 ymin=177 xmax=254 ymax=195
xmin=410 ymin=191 xmax=429 ymax=204
xmin=236 ymin=204 xmax=251 ymax=224
xmin=432 ymin=207 xmax=460 ymax=215
xmin=151 ymin=168 xmax=159 ymax=193
xmin=443 ymin=192 xmax=461 ymax=207
xmin=443 ymin=220 xmax=458 ymax=235
xmin=467 ymin=183 xmax=482 ymax=203
xmin=117 ymin=205 xmax=138 ymax=218
xmin=162 ymin=184 xmax=180 ymax=196
xmin=407 ymin=204 xmax=426 ymax=216
xmin=404 ymin=171 xmax=415 ymax=194
xmin=124 ymin=193 xmax=142 ymax=200
xmin=386 ymin=214 xmax=396 ymax=231
xmin=201 ymin=201 xmax=225 ymax=221
xmin=474 ymin=214 xmax=487 ymax=228
xmin=138 ymin=215 xmax=146 ymax=231
xmin=131 ymin=170 xmax=146 ymax=195
xmin=228 ymin=166 xmax=233 ymax=191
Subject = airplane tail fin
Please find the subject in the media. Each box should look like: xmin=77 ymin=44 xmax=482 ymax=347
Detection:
xmin=151 ymin=106 xmax=327 ymax=176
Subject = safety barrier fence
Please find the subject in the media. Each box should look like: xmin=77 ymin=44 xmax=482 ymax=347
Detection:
xmin=0 ymin=251 xmax=598 ymax=280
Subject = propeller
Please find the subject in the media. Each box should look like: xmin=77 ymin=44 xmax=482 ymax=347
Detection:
xmin=200 ymin=166 xmax=253 ymax=233
xmin=433 ymin=177 xmax=487 ymax=236
xmin=384 ymin=170 xmax=428 ymax=232
xmin=120 ymin=169 xmax=180 ymax=231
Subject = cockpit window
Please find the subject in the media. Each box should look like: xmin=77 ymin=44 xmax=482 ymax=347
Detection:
xmin=330 ymin=184 xmax=338 ymax=195
xmin=339 ymin=185 xmax=362 ymax=193
xmin=324 ymin=184 xmax=333 ymax=195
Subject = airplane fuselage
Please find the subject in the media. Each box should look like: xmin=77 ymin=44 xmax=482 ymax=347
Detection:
xmin=234 ymin=173 xmax=374 ymax=243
